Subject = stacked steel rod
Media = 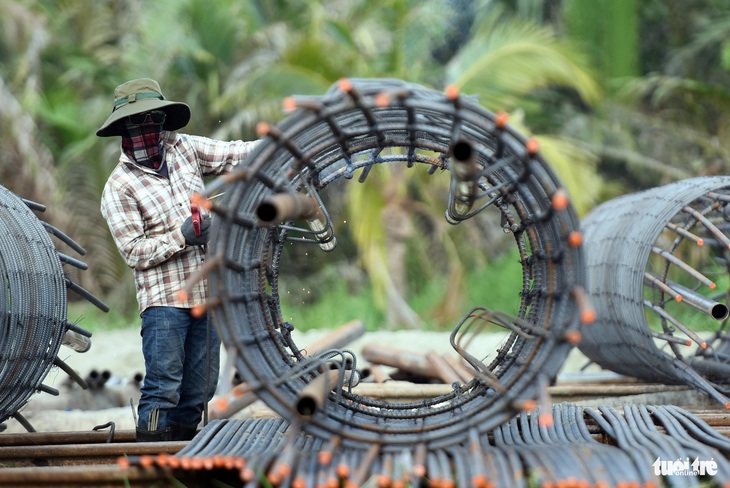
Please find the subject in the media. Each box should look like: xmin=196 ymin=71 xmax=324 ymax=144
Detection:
xmin=122 ymin=402 xmax=730 ymax=487
xmin=190 ymin=78 xmax=590 ymax=451
xmin=579 ymin=177 xmax=730 ymax=405
xmin=0 ymin=184 xmax=107 ymax=431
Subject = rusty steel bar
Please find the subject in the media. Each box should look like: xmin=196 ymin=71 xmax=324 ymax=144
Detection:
xmin=302 ymin=320 xmax=366 ymax=357
xmin=256 ymin=192 xmax=320 ymax=224
xmin=360 ymin=344 xmax=440 ymax=380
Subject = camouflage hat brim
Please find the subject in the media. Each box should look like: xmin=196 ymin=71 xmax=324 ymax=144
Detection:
xmin=96 ymin=79 xmax=191 ymax=137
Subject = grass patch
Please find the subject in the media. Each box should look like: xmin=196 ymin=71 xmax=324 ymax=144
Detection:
xmin=280 ymin=248 xmax=525 ymax=332
xmin=66 ymin=300 xmax=138 ymax=334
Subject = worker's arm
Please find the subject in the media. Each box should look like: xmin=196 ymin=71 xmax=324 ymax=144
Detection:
xmin=101 ymin=182 xmax=188 ymax=271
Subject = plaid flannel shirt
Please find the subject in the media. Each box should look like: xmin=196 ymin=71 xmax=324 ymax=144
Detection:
xmin=101 ymin=132 xmax=258 ymax=313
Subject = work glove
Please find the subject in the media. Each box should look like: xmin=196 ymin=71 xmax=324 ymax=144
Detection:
xmin=181 ymin=215 xmax=211 ymax=246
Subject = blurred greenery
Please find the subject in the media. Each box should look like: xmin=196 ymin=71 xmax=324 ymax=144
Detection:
xmin=4 ymin=0 xmax=730 ymax=332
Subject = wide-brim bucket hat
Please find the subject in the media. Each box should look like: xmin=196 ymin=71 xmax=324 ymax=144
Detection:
xmin=96 ymin=78 xmax=191 ymax=137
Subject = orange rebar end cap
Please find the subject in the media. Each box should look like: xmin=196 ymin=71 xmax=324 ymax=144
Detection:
xmin=700 ymin=341 xmax=708 ymax=349
xmin=710 ymin=282 xmax=717 ymax=290
xmin=156 ymin=453 xmax=169 ymax=467
xmin=214 ymin=397 xmax=229 ymax=412
xmin=445 ymin=84 xmax=459 ymax=100
xmin=564 ymin=330 xmax=582 ymax=345
xmin=413 ymin=464 xmax=426 ymax=478
xmin=167 ymin=455 xmax=181 ymax=469
xmin=191 ymin=304 xmax=207 ymax=318
xmin=241 ymin=467 xmax=255 ymax=482
xmin=568 ymin=231 xmax=583 ymax=247
xmin=581 ymin=308 xmax=597 ymax=325
xmin=375 ymin=92 xmax=391 ymax=108
xmin=336 ymin=463 xmax=350 ymax=479
xmin=526 ymin=138 xmax=539 ymax=155
xmin=538 ymin=412 xmax=554 ymax=427
xmin=472 ymin=475 xmax=489 ymax=488
xmin=318 ymin=450 xmax=333 ymax=465
xmin=516 ymin=399 xmax=537 ymax=412
xmin=551 ymin=189 xmax=570 ymax=212
xmin=278 ymin=464 xmax=292 ymax=479
xmin=283 ymin=97 xmax=297 ymax=113
xmin=495 ymin=111 xmax=509 ymax=129
xmin=337 ymin=78 xmax=353 ymax=92
xmin=139 ymin=455 xmax=154 ymax=468
xmin=256 ymin=121 xmax=271 ymax=137
xmin=117 ymin=456 xmax=131 ymax=468
xmin=267 ymin=471 xmax=283 ymax=486
xmin=191 ymin=193 xmax=213 ymax=211
xmin=377 ymin=475 xmax=392 ymax=488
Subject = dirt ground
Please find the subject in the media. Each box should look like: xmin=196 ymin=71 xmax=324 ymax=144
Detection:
xmin=3 ymin=326 xmax=601 ymax=434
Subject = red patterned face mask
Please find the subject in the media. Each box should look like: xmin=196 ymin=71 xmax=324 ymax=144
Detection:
xmin=121 ymin=117 xmax=165 ymax=170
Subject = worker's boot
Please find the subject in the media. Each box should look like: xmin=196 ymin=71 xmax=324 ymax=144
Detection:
xmin=170 ymin=421 xmax=198 ymax=441
xmin=135 ymin=426 xmax=172 ymax=442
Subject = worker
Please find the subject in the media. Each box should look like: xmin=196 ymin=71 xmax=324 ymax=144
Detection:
xmin=97 ymin=78 xmax=258 ymax=442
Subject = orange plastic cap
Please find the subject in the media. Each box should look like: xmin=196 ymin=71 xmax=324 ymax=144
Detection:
xmin=445 ymin=84 xmax=459 ymax=100
xmin=337 ymin=78 xmax=353 ymax=92
xmin=375 ymin=93 xmax=391 ymax=108
xmin=283 ymin=97 xmax=297 ymax=113
xmin=495 ymin=112 xmax=509 ymax=129
xmin=551 ymin=190 xmax=570 ymax=212
xmin=581 ymin=309 xmax=597 ymax=325
xmin=256 ymin=121 xmax=271 ymax=137
xmin=568 ymin=231 xmax=583 ymax=247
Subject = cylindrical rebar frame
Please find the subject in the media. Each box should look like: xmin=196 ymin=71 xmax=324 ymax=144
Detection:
xmin=201 ymin=78 xmax=587 ymax=449
xmin=0 ymin=184 xmax=105 ymax=428
xmin=579 ymin=176 xmax=730 ymax=404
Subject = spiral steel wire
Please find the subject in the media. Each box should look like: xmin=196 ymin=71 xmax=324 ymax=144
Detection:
xmin=195 ymin=78 xmax=589 ymax=449
xmin=579 ymin=176 xmax=730 ymax=405
xmin=123 ymin=402 xmax=730 ymax=486
xmin=0 ymin=184 xmax=104 ymax=428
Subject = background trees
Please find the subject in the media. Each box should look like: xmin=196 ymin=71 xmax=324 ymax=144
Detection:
xmin=3 ymin=0 xmax=730 ymax=329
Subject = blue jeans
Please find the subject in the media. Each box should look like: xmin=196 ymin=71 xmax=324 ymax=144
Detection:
xmin=137 ymin=307 xmax=220 ymax=431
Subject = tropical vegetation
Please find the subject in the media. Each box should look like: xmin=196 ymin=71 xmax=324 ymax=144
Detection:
xmin=3 ymin=0 xmax=730 ymax=331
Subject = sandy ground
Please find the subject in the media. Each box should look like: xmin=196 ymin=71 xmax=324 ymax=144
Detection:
xmin=2 ymin=326 xmax=605 ymax=434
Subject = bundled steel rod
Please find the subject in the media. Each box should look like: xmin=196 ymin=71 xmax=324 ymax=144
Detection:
xmin=0 ymin=184 xmax=107 ymax=429
xmin=579 ymin=177 xmax=730 ymax=405
xmin=193 ymin=78 xmax=588 ymax=449
xmin=120 ymin=402 xmax=730 ymax=486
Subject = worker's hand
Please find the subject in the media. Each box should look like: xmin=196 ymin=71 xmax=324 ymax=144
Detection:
xmin=181 ymin=216 xmax=211 ymax=246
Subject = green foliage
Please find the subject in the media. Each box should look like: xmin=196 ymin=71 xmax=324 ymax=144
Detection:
xmin=279 ymin=246 xmax=524 ymax=332
xmin=9 ymin=0 xmax=727 ymax=331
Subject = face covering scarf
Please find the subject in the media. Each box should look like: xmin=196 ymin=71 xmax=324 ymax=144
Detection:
xmin=121 ymin=120 xmax=167 ymax=176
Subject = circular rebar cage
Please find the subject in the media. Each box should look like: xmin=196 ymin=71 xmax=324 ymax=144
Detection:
xmin=205 ymin=79 xmax=587 ymax=448
xmin=0 ymin=185 xmax=68 ymax=423
xmin=579 ymin=176 xmax=730 ymax=404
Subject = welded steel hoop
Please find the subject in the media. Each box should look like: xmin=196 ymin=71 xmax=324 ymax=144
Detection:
xmin=579 ymin=176 xmax=730 ymax=404
xmin=204 ymin=78 xmax=587 ymax=448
